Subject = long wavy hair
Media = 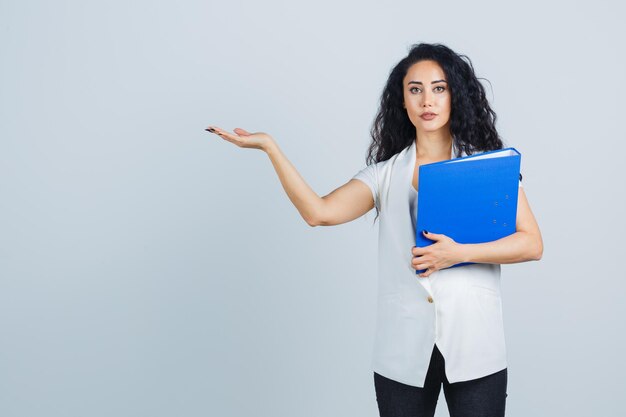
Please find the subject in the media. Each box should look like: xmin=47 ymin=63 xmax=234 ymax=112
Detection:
xmin=366 ymin=42 xmax=511 ymax=222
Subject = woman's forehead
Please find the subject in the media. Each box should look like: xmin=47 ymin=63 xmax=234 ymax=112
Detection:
xmin=404 ymin=60 xmax=447 ymax=84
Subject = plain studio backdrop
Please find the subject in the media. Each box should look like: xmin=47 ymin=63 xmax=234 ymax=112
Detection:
xmin=1 ymin=1 xmax=624 ymax=416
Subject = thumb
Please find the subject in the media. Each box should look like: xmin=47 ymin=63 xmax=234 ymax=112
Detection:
xmin=422 ymin=230 xmax=443 ymax=241
xmin=233 ymin=127 xmax=252 ymax=136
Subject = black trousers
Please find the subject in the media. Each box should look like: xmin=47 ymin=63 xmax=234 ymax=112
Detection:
xmin=374 ymin=344 xmax=507 ymax=417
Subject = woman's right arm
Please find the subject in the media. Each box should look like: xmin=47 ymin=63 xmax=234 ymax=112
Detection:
xmin=206 ymin=126 xmax=374 ymax=227
xmin=265 ymin=140 xmax=374 ymax=226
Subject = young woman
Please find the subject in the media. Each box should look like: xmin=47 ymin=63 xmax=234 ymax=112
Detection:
xmin=206 ymin=43 xmax=543 ymax=417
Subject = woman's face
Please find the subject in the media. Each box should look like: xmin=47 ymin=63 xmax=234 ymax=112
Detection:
xmin=402 ymin=60 xmax=451 ymax=137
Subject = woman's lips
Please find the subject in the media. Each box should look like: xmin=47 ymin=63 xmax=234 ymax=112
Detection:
xmin=420 ymin=113 xmax=437 ymax=120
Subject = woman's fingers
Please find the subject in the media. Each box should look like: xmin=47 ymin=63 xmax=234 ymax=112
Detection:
xmin=219 ymin=130 xmax=240 ymax=144
xmin=415 ymin=262 xmax=432 ymax=272
xmin=412 ymin=256 xmax=430 ymax=270
xmin=205 ymin=125 xmax=224 ymax=136
xmin=412 ymin=246 xmax=426 ymax=256
xmin=412 ymin=255 xmax=439 ymax=276
xmin=206 ymin=126 xmax=244 ymax=145
xmin=419 ymin=270 xmax=432 ymax=278
xmin=205 ymin=125 xmax=271 ymax=150
xmin=206 ymin=125 xmax=228 ymax=137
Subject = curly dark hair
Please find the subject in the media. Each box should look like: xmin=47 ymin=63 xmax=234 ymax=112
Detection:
xmin=365 ymin=42 xmax=515 ymax=222
xmin=368 ymin=42 xmax=503 ymax=163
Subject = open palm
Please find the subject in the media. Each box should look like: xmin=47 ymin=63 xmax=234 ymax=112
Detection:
xmin=205 ymin=126 xmax=273 ymax=151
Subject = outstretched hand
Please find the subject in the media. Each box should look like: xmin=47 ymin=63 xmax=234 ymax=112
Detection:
xmin=411 ymin=231 xmax=466 ymax=277
xmin=205 ymin=125 xmax=274 ymax=151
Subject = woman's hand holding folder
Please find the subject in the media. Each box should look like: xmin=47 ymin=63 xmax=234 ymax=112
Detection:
xmin=411 ymin=230 xmax=465 ymax=277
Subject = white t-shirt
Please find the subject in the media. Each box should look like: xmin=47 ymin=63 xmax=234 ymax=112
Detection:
xmin=352 ymin=140 xmax=522 ymax=387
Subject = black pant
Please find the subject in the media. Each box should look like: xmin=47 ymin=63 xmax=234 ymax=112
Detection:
xmin=374 ymin=344 xmax=507 ymax=417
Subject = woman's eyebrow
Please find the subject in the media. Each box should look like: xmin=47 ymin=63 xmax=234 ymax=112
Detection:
xmin=407 ymin=80 xmax=448 ymax=85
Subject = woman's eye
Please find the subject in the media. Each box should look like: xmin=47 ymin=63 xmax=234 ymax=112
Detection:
xmin=409 ymin=86 xmax=445 ymax=93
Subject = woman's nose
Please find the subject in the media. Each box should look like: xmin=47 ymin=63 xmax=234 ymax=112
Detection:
xmin=421 ymin=91 xmax=433 ymax=107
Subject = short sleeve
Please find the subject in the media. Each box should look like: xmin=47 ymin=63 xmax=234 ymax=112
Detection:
xmin=352 ymin=163 xmax=379 ymax=210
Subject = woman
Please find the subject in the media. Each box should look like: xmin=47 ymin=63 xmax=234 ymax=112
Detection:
xmin=206 ymin=43 xmax=543 ymax=417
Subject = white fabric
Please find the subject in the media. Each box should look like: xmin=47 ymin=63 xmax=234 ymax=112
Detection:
xmin=352 ymin=140 xmax=522 ymax=387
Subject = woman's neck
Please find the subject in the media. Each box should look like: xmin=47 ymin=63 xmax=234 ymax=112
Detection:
xmin=414 ymin=130 xmax=453 ymax=160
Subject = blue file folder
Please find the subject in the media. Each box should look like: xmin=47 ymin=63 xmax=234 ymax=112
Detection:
xmin=414 ymin=147 xmax=522 ymax=274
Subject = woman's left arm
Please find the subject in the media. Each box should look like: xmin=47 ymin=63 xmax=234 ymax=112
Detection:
xmin=460 ymin=187 xmax=543 ymax=264
xmin=411 ymin=187 xmax=543 ymax=277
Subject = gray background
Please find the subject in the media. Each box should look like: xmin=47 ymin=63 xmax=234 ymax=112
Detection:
xmin=1 ymin=0 xmax=624 ymax=416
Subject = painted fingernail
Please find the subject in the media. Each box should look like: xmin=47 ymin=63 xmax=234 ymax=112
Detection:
xmin=423 ymin=230 xmax=429 ymax=234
